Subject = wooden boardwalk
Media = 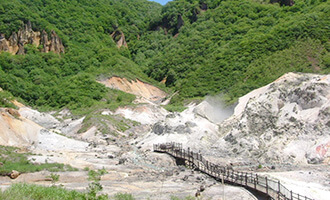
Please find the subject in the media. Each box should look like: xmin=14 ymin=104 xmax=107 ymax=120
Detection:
xmin=154 ymin=142 xmax=314 ymax=200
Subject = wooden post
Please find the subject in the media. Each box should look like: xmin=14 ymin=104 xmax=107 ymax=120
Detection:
xmin=254 ymin=178 xmax=256 ymax=189
xmin=256 ymin=174 xmax=258 ymax=185
xmin=278 ymin=180 xmax=281 ymax=193
xmin=251 ymin=173 xmax=253 ymax=183
xmin=187 ymin=147 xmax=190 ymax=160
xmin=240 ymin=172 xmax=243 ymax=185
xmin=209 ymin=163 xmax=211 ymax=175
xmin=206 ymin=160 xmax=208 ymax=171
xmin=216 ymin=169 xmax=218 ymax=179
xmin=222 ymin=173 xmax=225 ymax=200
xmin=245 ymin=173 xmax=247 ymax=185
xmin=198 ymin=159 xmax=200 ymax=169
xmin=212 ymin=164 xmax=214 ymax=175
xmin=265 ymin=176 xmax=268 ymax=194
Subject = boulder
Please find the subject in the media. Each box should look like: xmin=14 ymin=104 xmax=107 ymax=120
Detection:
xmin=152 ymin=122 xmax=166 ymax=135
xmin=9 ymin=170 xmax=20 ymax=179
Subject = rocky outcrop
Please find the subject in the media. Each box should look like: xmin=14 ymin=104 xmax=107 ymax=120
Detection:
xmin=134 ymin=103 xmax=220 ymax=153
xmin=0 ymin=21 xmax=64 ymax=55
xmin=119 ymin=72 xmax=329 ymax=166
xmin=116 ymin=104 xmax=168 ymax=125
xmin=0 ymin=34 xmax=9 ymax=52
xmin=0 ymin=107 xmax=41 ymax=147
xmin=39 ymin=30 xmax=65 ymax=53
xmin=214 ymin=73 xmax=330 ymax=165
xmin=110 ymin=30 xmax=128 ymax=48
xmin=99 ymin=76 xmax=167 ymax=103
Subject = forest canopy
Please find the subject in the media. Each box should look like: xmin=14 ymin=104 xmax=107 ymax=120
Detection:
xmin=0 ymin=0 xmax=329 ymax=111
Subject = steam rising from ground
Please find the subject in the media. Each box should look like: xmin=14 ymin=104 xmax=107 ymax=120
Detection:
xmin=194 ymin=95 xmax=235 ymax=124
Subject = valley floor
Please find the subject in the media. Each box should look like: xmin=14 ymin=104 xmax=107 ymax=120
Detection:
xmin=0 ymin=134 xmax=329 ymax=200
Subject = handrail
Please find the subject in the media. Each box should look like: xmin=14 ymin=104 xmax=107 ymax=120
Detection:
xmin=153 ymin=142 xmax=314 ymax=200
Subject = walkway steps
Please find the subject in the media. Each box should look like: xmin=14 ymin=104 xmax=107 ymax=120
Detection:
xmin=154 ymin=142 xmax=314 ymax=200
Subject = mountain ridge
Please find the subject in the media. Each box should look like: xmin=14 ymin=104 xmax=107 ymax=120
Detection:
xmin=0 ymin=0 xmax=329 ymax=111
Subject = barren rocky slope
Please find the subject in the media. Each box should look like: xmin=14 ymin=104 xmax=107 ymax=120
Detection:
xmin=0 ymin=72 xmax=329 ymax=199
xmin=214 ymin=73 xmax=330 ymax=165
xmin=99 ymin=76 xmax=167 ymax=104
xmin=133 ymin=73 xmax=329 ymax=167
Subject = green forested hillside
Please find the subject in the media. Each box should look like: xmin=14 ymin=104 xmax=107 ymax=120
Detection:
xmin=132 ymin=0 xmax=329 ymax=104
xmin=0 ymin=0 xmax=329 ymax=111
xmin=0 ymin=0 xmax=162 ymax=111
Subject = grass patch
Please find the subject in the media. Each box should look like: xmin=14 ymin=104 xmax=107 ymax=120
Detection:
xmin=78 ymin=108 xmax=140 ymax=136
xmin=70 ymin=89 xmax=136 ymax=116
xmin=0 ymin=183 xmax=136 ymax=200
xmin=0 ymin=146 xmax=77 ymax=175
xmin=0 ymin=183 xmax=85 ymax=200
xmin=113 ymin=193 xmax=135 ymax=200
xmin=163 ymin=104 xmax=187 ymax=113
xmin=170 ymin=196 xmax=196 ymax=200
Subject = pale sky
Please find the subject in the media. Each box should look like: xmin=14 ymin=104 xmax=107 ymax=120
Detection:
xmin=150 ymin=0 xmax=172 ymax=5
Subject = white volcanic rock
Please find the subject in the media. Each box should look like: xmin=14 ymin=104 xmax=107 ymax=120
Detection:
xmin=58 ymin=117 xmax=84 ymax=135
xmin=19 ymin=106 xmax=60 ymax=129
xmin=36 ymin=129 xmax=88 ymax=152
xmin=115 ymin=104 xmax=168 ymax=125
xmin=136 ymin=103 xmax=220 ymax=152
xmin=214 ymin=73 xmax=330 ymax=165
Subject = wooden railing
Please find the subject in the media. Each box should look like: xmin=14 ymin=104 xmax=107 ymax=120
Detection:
xmin=154 ymin=142 xmax=314 ymax=200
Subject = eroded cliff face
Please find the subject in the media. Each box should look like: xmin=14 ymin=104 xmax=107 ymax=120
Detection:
xmin=215 ymin=73 xmax=330 ymax=165
xmin=99 ymin=76 xmax=167 ymax=103
xmin=0 ymin=107 xmax=41 ymax=147
xmin=0 ymin=21 xmax=64 ymax=55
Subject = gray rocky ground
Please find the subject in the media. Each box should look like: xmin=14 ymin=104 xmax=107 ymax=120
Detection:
xmin=0 ymin=72 xmax=329 ymax=199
